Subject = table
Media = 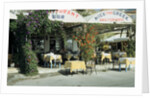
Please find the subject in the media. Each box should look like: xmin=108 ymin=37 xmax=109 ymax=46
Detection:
xmin=101 ymin=52 xmax=112 ymax=62
xmin=119 ymin=57 xmax=135 ymax=72
xmin=43 ymin=53 xmax=62 ymax=68
xmin=64 ymin=61 xmax=86 ymax=73
xmin=113 ymin=52 xmax=127 ymax=58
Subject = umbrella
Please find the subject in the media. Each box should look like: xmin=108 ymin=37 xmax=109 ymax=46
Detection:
xmin=102 ymin=33 xmax=129 ymax=42
xmin=85 ymin=10 xmax=133 ymax=24
xmin=48 ymin=9 xmax=86 ymax=23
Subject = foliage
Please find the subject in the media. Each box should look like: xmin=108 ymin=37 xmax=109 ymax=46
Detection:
xmin=72 ymin=24 xmax=98 ymax=62
xmin=10 ymin=20 xmax=17 ymax=33
xmin=11 ymin=13 xmax=38 ymax=75
xmin=76 ymin=10 xmax=97 ymax=17
xmin=125 ymin=40 xmax=135 ymax=57
xmin=11 ymin=10 xmax=57 ymax=75
xmin=16 ymin=13 xmax=28 ymax=45
xmin=26 ymin=10 xmax=50 ymax=35
xmin=11 ymin=10 xmax=65 ymax=75
xmin=25 ymin=10 xmax=63 ymax=36
xmin=20 ymin=40 xmax=38 ymax=75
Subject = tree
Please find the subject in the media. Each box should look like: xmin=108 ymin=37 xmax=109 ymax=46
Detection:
xmin=125 ymin=40 xmax=135 ymax=57
xmin=72 ymin=24 xmax=98 ymax=63
xmin=13 ymin=12 xmax=39 ymax=75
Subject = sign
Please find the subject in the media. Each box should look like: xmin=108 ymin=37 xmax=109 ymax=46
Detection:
xmin=86 ymin=10 xmax=133 ymax=24
xmin=48 ymin=10 xmax=86 ymax=23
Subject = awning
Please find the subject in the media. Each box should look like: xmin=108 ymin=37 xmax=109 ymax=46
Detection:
xmin=10 ymin=12 xmax=17 ymax=19
xmin=48 ymin=10 xmax=86 ymax=23
xmin=85 ymin=10 xmax=133 ymax=24
xmin=102 ymin=33 xmax=129 ymax=42
xmin=10 ymin=11 xmax=29 ymax=20
xmin=114 ymin=38 xmax=129 ymax=42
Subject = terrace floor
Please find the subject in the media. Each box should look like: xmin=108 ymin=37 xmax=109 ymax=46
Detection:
xmin=7 ymin=64 xmax=135 ymax=87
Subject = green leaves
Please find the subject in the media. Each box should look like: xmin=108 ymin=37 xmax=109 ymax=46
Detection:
xmin=15 ymin=10 xmax=64 ymax=37
xmin=12 ymin=10 xmax=65 ymax=75
xmin=125 ymin=40 xmax=135 ymax=57
xmin=10 ymin=20 xmax=17 ymax=33
xmin=21 ymin=40 xmax=38 ymax=75
xmin=25 ymin=10 xmax=49 ymax=35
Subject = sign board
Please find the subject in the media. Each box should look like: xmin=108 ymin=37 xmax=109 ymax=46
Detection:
xmin=86 ymin=10 xmax=133 ymax=24
xmin=48 ymin=10 xmax=86 ymax=23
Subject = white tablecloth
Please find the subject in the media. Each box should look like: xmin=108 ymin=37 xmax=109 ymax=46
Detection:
xmin=43 ymin=52 xmax=62 ymax=62
xmin=119 ymin=57 xmax=135 ymax=62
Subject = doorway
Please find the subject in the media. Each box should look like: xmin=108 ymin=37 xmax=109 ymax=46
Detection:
xmin=50 ymin=38 xmax=56 ymax=53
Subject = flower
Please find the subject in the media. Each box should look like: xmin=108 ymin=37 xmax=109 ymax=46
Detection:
xmin=92 ymin=36 xmax=95 ymax=39
xmin=73 ymin=35 xmax=75 ymax=38
xmin=26 ymin=32 xmax=30 ymax=34
xmin=30 ymin=41 xmax=32 ymax=44
xmin=36 ymin=20 xmax=38 ymax=23
xmin=95 ymin=32 xmax=98 ymax=34
xmin=78 ymin=40 xmax=81 ymax=43
xmin=87 ymin=40 xmax=90 ymax=44
xmin=31 ymin=17 xmax=34 ymax=20
xmin=27 ymin=23 xmax=30 ymax=27
xmin=46 ymin=10 xmax=49 ymax=14
xmin=27 ymin=59 xmax=31 ymax=62
xmin=29 ymin=12 xmax=32 ymax=15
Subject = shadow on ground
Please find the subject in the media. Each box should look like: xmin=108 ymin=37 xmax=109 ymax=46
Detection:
xmin=58 ymin=69 xmax=86 ymax=76
xmin=109 ymin=68 xmax=126 ymax=71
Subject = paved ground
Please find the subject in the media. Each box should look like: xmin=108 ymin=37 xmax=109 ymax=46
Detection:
xmin=7 ymin=64 xmax=135 ymax=87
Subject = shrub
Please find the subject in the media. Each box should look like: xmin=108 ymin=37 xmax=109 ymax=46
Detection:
xmin=12 ymin=10 xmax=64 ymax=75
xmin=20 ymin=40 xmax=38 ymax=75
xmin=72 ymin=24 xmax=98 ymax=63
xmin=125 ymin=40 xmax=135 ymax=57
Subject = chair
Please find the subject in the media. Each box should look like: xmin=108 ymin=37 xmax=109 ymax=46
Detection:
xmin=86 ymin=60 xmax=97 ymax=74
xmin=112 ymin=51 xmax=127 ymax=69
xmin=101 ymin=51 xmax=112 ymax=64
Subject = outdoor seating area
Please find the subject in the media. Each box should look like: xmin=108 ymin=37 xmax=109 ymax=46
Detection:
xmin=64 ymin=60 xmax=86 ymax=74
xmin=40 ymin=50 xmax=135 ymax=75
xmin=8 ymin=9 xmax=136 ymax=76
xmin=43 ymin=52 xmax=62 ymax=68
xmin=118 ymin=57 xmax=135 ymax=72
xmin=6 ymin=9 xmax=137 ymax=88
xmin=39 ymin=42 xmax=135 ymax=74
xmin=101 ymin=52 xmax=112 ymax=63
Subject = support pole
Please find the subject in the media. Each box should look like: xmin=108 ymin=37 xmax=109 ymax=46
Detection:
xmin=51 ymin=62 xmax=53 ymax=69
xmin=119 ymin=64 xmax=121 ymax=72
